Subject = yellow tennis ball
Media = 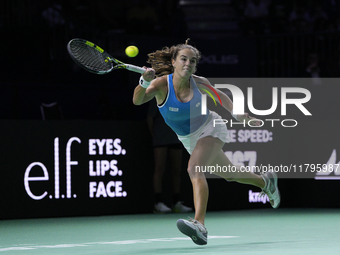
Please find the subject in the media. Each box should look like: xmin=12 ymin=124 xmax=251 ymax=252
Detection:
xmin=125 ymin=46 xmax=139 ymax=57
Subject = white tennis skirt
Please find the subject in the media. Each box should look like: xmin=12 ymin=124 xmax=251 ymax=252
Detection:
xmin=177 ymin=111 xmax=230 ymax=155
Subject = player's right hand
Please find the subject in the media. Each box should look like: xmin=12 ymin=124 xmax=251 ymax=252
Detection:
xmin=142 ymin=66 xmax=155 ymax=82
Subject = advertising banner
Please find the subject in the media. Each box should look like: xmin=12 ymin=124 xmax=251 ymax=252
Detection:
xmin=0 ymin=120 xmax=154 ymax=219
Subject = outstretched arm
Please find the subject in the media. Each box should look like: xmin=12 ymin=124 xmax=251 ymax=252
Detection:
xmin=132 ymin=67 xmax=156 ymax=105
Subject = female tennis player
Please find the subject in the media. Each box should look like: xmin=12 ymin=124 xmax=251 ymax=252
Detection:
xmin=132 ymin=39 xmax=280 ymax=245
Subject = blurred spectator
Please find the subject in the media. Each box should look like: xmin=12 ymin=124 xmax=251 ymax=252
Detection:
xmin=288 ymin=2 xmax=313 ymax=33
xmin=244 ymin=0 xmax=270 ymax=19
xmin=242 ymin=0 xmax=271 ymax=35
xmin=127 ymin=0 xmax=159 ymax=35
xmin=94 ymin=1 xmax=128 ymax=33
xmin=63 ymin=0 xmax=97 ymax=39
xmin=41 ymin=1 xmax=69 ymax=61
xmin=311 ymin=3 xmax=330 ymax=32
xmin=322 ymin=0 xmax=339 ymax=22
xmin=268 ymin=1 xmax=291 ymax=34
xmin=41 ymin=3 xmax=65 ymax=27
xmin=159 ymin=0 xmax=187 ymax=38
xmin=300 ymin=51 xmax=330 ymax=83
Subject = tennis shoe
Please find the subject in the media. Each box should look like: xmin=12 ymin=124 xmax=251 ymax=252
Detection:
xmin=154 ymin=202 xmax=171 ymax=213
xmin=177 ymin=218 xmax=207 ymax=245
xmin=260 ymin=170 xmax=281 ymax=208
xmin=173 ymin=201 xmax=193 ymax=213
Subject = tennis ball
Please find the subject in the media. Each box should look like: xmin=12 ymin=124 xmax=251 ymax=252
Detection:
xmin=125 ymin=46 xmax=139 ymax=57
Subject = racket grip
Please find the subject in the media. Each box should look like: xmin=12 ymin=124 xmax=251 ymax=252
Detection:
xmin=125 ymin=64 xmax=145 ymax=74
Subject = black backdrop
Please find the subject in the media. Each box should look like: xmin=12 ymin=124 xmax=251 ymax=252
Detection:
xmin=1 ymin=18 xmax=340 ymax=219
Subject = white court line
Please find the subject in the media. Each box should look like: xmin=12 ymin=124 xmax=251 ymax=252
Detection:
xmin=0 ymin=236 xmax=238 ymax=252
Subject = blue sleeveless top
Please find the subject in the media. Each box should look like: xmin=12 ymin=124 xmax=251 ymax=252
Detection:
xmin=158 ymin=74 xmax=209 ymax=136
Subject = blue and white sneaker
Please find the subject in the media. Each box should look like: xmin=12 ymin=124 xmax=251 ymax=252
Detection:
xmin=260 ymin=170 xmax=281 ymax=208
xmin=177 ymin=218 xmax=208 ymax=245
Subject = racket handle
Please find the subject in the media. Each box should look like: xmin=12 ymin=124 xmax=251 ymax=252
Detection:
xmin=125 ymin=64 xmax=145 ymax=74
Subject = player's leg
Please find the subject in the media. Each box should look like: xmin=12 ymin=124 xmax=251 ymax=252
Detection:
xmin=177 ymin=136 xmax=224 ymax=245
xmin=187 ymin=136 xmax=224 ymax=224
xmin=210 ymin=150 xmax=265 ymax=188
xmin=210 ymin=150 xmax=280 ymax=208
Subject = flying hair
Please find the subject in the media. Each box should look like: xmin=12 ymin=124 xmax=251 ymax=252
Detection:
xmin=147 ymin=38 xmax=201 ymax=77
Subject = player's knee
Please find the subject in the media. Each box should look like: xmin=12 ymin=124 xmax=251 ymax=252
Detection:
xmin=187 ymin=165 xmax=195 ymax=176
xmin=187 ymin=165 xmax=204 ymax=178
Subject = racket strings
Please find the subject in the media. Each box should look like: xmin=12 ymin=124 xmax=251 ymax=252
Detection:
xmin=69 ymin=41 xmax=112 ymax=72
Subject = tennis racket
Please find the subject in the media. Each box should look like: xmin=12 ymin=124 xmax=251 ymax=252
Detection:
xmin=67 ymin=38 xmax=145 ymax=75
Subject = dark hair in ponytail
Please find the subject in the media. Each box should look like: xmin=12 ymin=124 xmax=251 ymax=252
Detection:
xmin=147 ymin=39 xmax=201 ymax=77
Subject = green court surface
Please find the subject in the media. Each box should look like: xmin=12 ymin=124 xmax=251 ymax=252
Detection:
xmin=1 ymin=209 xmax=339 ymax=255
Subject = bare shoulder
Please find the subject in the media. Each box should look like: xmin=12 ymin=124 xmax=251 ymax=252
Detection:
xmin=192 ymin=74 xmax=212 ymax=88
xmin=150 ymin=75 xmax=168 ymax=104
xmin=151 ymin=75 xmax=167 ymax=89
